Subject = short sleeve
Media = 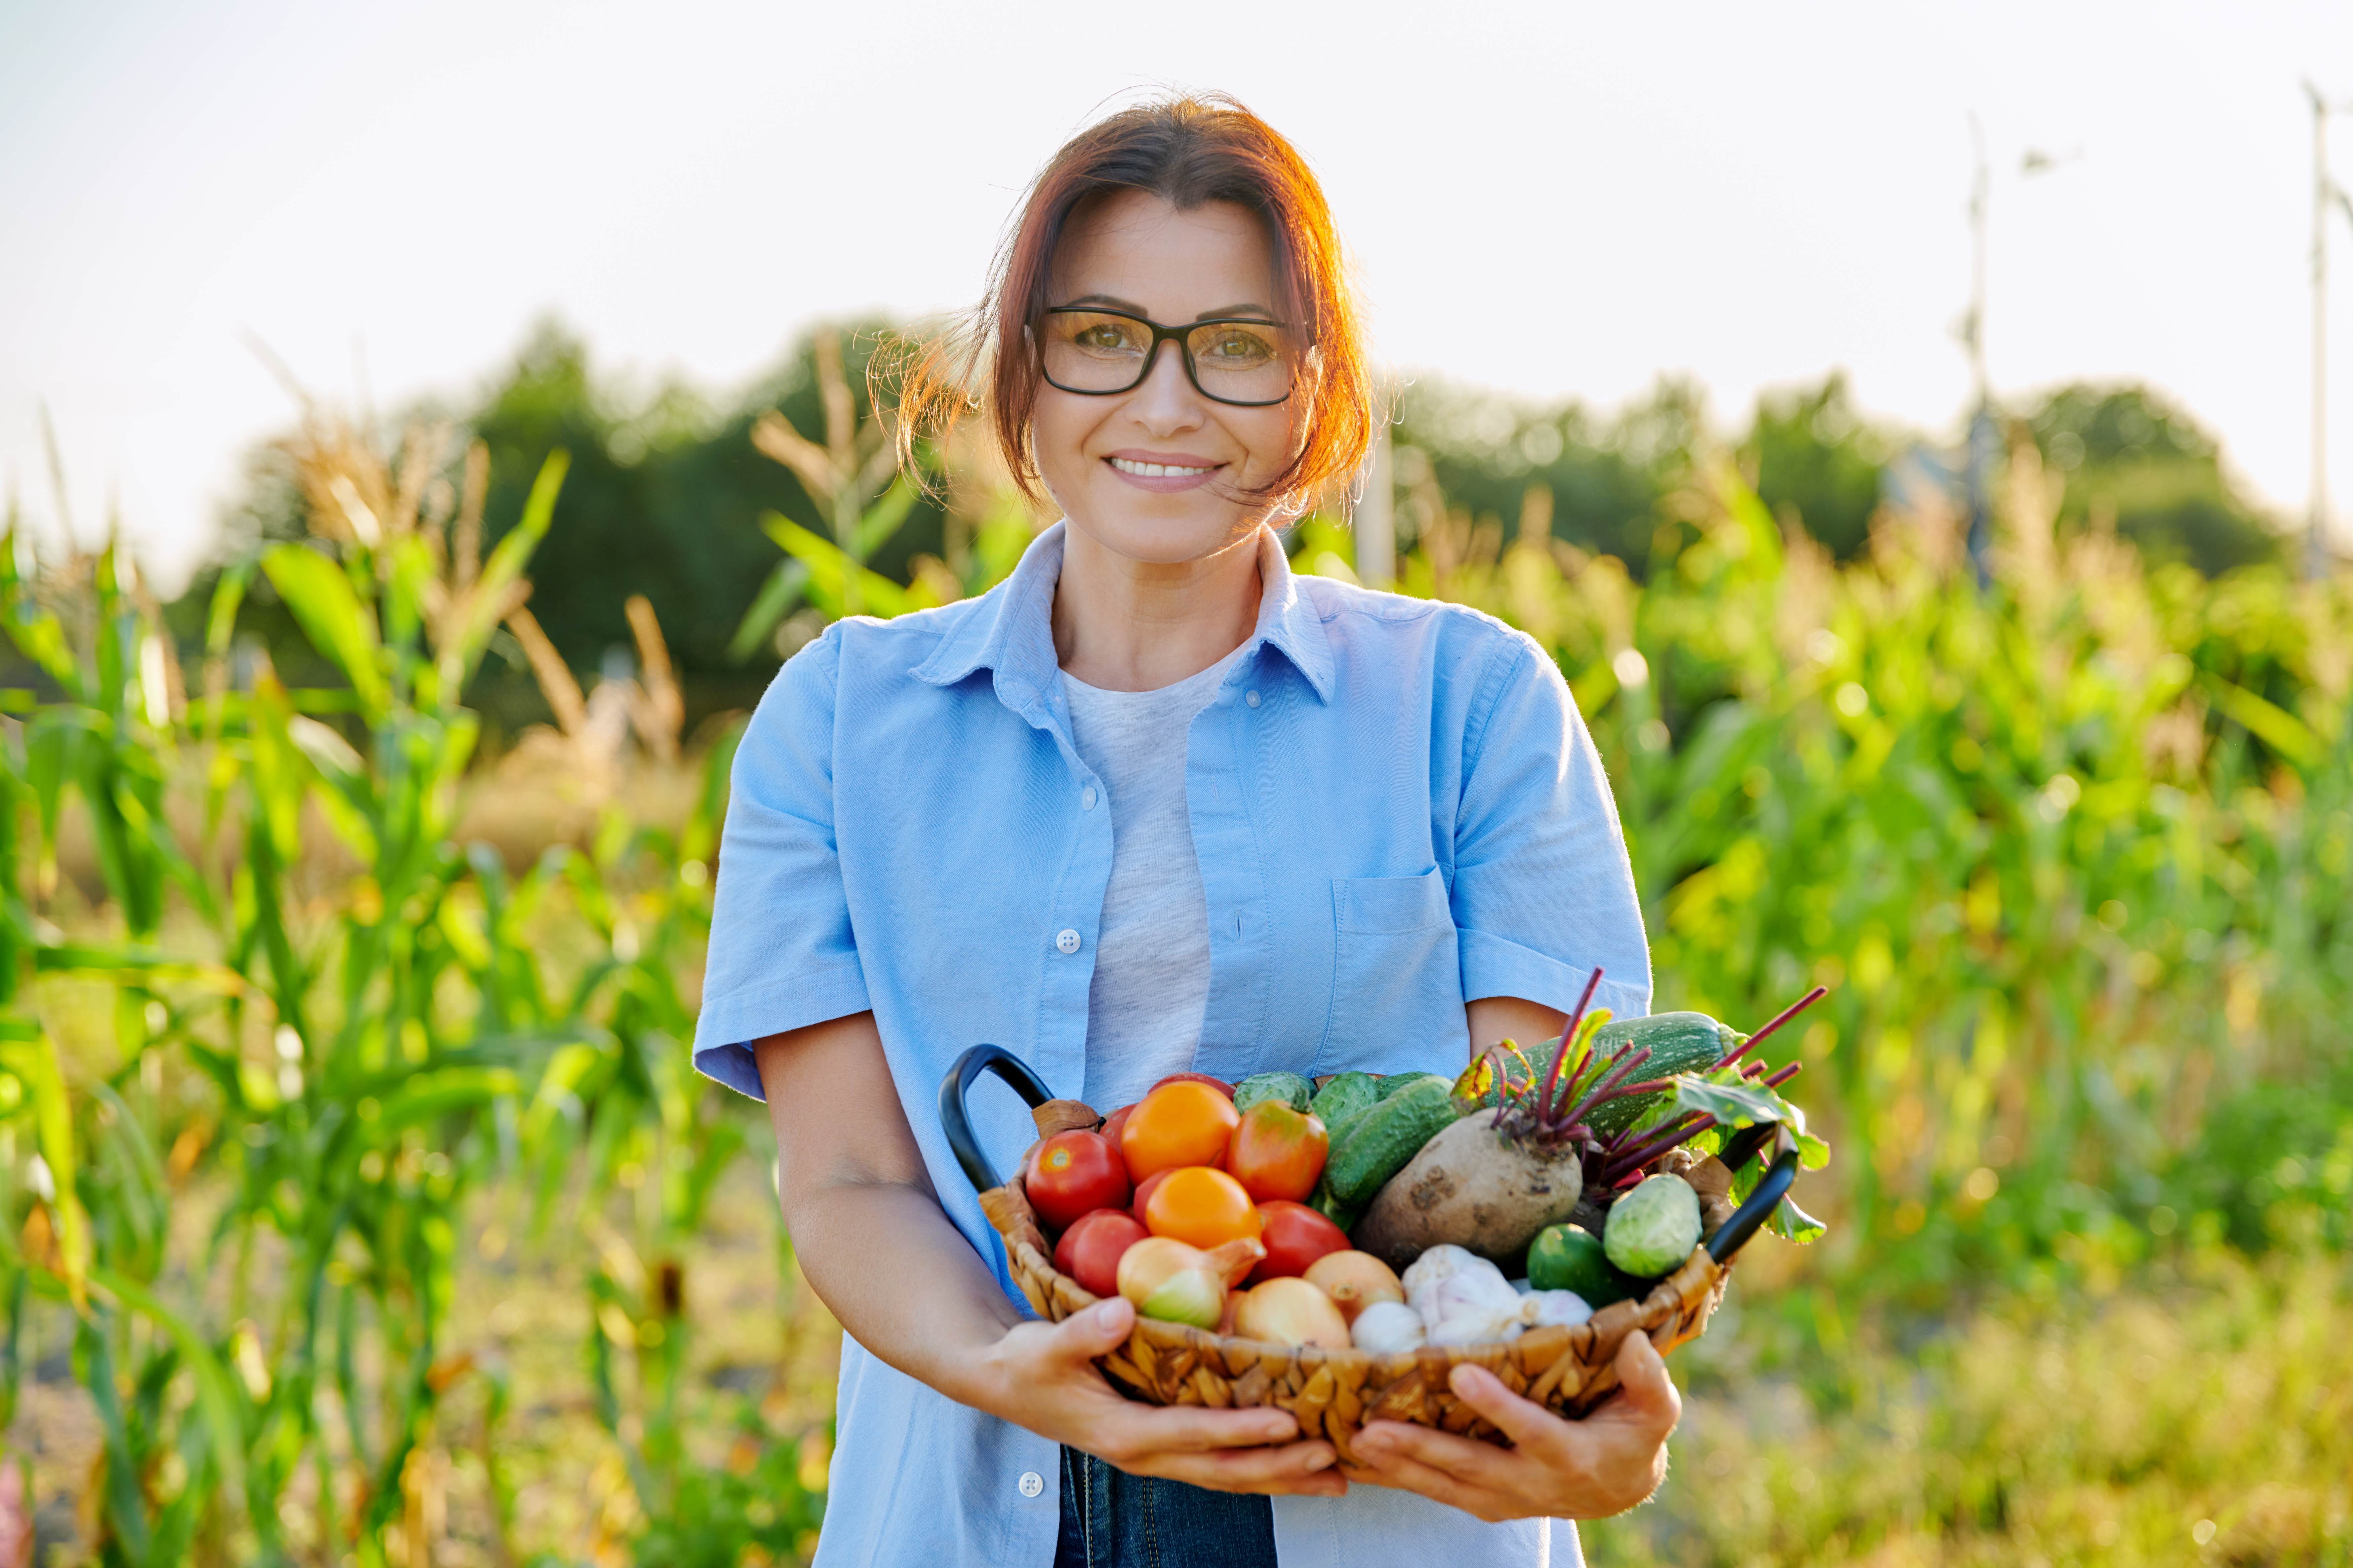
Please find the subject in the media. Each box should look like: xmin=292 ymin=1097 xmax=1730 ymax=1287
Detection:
xmin=691 ymin=630 xmax=873 ymax=1100
xmin=1450 ymin=632 xmax=1652 ymax=1022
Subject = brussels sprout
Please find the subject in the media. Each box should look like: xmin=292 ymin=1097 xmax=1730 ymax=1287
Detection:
xmin=1602 ymin=1174 xmax=1703 ymax=1278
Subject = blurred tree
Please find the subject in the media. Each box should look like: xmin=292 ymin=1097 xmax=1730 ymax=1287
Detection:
xmin=469 ymin=319 xmax=947 ymax=680
xmin=2027 ymin=384 xmax=2283 ymax=574
xmin=1391 ymin=378 xmax=1685 ymax=574
xmin=1741 ymin=372 xmax=1889 ymax=559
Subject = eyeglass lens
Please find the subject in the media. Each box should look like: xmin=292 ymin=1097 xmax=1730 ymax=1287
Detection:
xmin=1040 ymin=310 xmax=1294 ymax=405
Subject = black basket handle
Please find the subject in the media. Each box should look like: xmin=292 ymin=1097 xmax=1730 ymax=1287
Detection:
xmin=1706 ymin=1128 xmax=1802 ymax=1265
xmin=938 ymin=1044 xmax=1056 ymax=1195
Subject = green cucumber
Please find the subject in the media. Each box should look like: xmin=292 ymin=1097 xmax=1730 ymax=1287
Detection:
xmin=1309 ymin=1071 xmax=1381 ymax=1137
xmin=1527 ymin=1222 xmax=1640 ymax=1307
xmin=1309 ymin=1179 xmax=1364 ymax=1235
xmin=1325 ymin=1076 xmax=1458 ymax=1206
xmin=1376 ymin=1071 xmax=1449 ymax=1101
xmin=1234 ymin=1071 xmax=1315 ymax=1114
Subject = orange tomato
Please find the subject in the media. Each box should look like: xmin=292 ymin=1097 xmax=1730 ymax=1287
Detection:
xmin=1120 ymin=1081 xmax=1241 ymax=1181
xmin=1143 ymin=1166 xmax=1264 ymax=1251
xmin=1223 ymin=1101 xmax=1329 ymax=1203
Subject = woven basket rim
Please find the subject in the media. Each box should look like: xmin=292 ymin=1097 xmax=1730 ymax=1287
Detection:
xmin=984 ymin=1171 xmax=1729 ymax=1366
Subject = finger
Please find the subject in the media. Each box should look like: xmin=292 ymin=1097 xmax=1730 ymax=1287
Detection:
xmin=1350 ymin=1417 xmax=1525 ymax=1489
xmin=1446 ymin=1362 xmax=1570 ymax=1452
xmin=1133 ymin=1440 xmax=1347 ymax=1496
xmin=1051 ymin=1296 xmax=1139 ymax=1362
xmin=1604 ymin=1331 xmax=1682 ymax=1439
xmin=1086 ymin=1394 xmax=1304 ymax=1454
xmin=1339 ymin=1439 xmax=1502 ymax=1518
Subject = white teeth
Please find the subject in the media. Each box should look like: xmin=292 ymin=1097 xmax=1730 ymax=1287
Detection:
xmin=1110 ymin=457 xmax=1214 ymax=478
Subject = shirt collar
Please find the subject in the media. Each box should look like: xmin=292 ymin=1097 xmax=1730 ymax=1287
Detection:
xmin=911 ymin=521 xmax=1336 ymax=705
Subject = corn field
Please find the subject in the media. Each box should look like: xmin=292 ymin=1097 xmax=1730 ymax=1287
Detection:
xmin=0 ymin=362 xmax=2347 ymax=1563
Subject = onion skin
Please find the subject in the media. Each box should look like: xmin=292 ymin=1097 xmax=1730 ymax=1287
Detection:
xmin=1351 ymin=1111 xmax=1584 ymax=1268
xmin=1117 ymin=1236 xmax=1236 ymax=1328
xmin=1140 ymin=1268 xmax=1225 ymax=1328
xmin=1116 ymin=1236 xmax=1203 ymax=1303
xmin=1232 ymin=1277 xmax=1351 ymax=1349
xmin=1302 ymin=1251 xmax=1405 ymax=1325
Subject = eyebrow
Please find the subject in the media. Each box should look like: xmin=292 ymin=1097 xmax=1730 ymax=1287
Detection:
xmin=1060 ymin=292 xmax=1279 ymax=321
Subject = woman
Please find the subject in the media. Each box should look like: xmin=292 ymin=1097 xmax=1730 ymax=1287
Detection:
xmin=694 ymin=94 xmax=1674 ymax=1567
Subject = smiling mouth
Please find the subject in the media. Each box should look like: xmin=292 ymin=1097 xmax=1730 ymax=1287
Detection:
xmin=1108 ymin=457 xmax=1220 ymax=478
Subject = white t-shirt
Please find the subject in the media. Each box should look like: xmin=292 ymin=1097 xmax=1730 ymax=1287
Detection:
xmin=1061 ymin=647 xmax=1244 ymax=1112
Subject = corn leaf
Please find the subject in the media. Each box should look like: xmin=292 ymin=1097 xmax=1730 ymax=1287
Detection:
xmin=263 ymin=544 xmax=388 ymax=718
xmin=0 ymin=1024 xmax=87 ymax=1307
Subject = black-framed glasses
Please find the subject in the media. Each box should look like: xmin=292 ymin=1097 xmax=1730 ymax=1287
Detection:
xmin=1038 ymin=306 xmax=1298 ymax=407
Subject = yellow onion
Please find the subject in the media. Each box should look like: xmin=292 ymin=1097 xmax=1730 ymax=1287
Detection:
xmin=1232 ymin=1277 xmax=1351 ymax=1349
xmin=1117 ymin=1237 xmax=1266 ymax=1329
xmin=1303 ymin=1250 xmax=1405 ymax=1325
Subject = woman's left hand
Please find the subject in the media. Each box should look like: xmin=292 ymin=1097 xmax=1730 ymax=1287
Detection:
xmin=1340 ymin=1328 xmax=1681 ymax=1521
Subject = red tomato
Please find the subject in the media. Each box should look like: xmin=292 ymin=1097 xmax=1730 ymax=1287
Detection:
xmin=1053 ymin=1208 xmax=1150 ymax=1298
xmin=1121 ymin=1082 xmax=1242 ymax=1181
xmin=1026 ymin=1130 xmax=1130 ymax=1230
xmin=1130 ymin=1168 xmax=1172 ymax=1227
xmin=1150 ymin=1072 xmax=1234 ymax=1099
xmin=1143 ymin=1166 xmax=1264 ymax=1250
xmin=1101 ymin=1104 xmax=1134 ymax=1149
xmin=1223 ymin=1102 xmax=1329 ymax=1203
xmin=1247 ymin=1201 xmax=1350 ymax=1284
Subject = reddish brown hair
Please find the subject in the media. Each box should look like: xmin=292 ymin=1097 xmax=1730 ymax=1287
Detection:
xmin=897 ymin=92 xmax=1376 ymax=509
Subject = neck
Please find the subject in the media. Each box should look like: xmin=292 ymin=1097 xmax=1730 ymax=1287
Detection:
xmin=1051 ymin=524 xmax=1265 ymax=692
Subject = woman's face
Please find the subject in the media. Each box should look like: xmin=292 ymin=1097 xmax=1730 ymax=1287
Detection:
xmin=1032 ymin=191 xmax=1304 ymax=566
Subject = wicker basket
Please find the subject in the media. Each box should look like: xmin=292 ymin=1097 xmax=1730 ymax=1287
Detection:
xmin=942 ymin=1046 xmax=1797 ymax=1458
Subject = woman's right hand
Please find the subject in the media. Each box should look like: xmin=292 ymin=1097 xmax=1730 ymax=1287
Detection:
xmin=974 ymin=1294 xmax=1346 ymax=1497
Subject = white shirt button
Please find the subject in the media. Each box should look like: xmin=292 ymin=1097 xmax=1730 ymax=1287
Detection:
xmin=1081 ymin=786 xmax=1098 ymax=810
xmin=1055 ymin=929 xmax=1081 ymax=955
xmin=1018 ymin=1470 xmax=1045 ymax=1498
xmin=1245 ymin=690 xmax=1261 ymax=708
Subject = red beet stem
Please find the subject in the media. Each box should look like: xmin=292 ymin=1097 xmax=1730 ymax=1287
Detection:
xmin=1557 ymin=1045 xmax=1653 ymax=1132
xmin=1539 ymin=967 xmax=1607 ymax=1128
xmin=1600 ymin=1112 xmax=1718 ymax=1182
xmin=1741 ymin=1060 xmax=1768 ymax=1080
xmin=1612 ymin=1077 xmax=1673 ymax=1099
xmin=1612 ymin=1168 xmax=1648 ymax=1190
xmin=1741 ymin=985 xmax=1828 ymax=1053
xmin=1764 ymin=1061 xmax=1804 ymax=1089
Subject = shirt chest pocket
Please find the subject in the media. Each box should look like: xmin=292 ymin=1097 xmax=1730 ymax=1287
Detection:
xmin=1316 ymin=868 xmax=1466 ymax=1071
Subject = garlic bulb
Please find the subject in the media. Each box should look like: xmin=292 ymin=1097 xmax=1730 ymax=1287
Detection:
xmin=1523 ymin=1289 xmax=1594 ymax=1329
xmin=1426 ymin=1305 xmax=1527 ymax=1347
xmin=1349 ymin=1299 xmax=1428 ymax=1353
xmin=1407 ymin=1251 xmax=1523 ymax=1340
xmin=1403 ymin=1245 xmax=1519 ymax=1318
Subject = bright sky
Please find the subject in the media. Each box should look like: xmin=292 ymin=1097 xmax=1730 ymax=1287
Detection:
xmin=6 ymin=0 xmax=2353 ymax=589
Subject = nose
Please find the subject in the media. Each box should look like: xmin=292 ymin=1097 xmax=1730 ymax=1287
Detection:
xmin=1125 ymin=338 xmax=1207 ymax=436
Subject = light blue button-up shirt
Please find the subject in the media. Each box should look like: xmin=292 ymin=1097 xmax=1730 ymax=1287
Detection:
xmin=694 ymin=522 xmax=1649 ymax=1567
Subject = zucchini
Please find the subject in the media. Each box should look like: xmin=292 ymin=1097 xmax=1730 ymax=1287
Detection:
xmin=1583 ymin=1013 xmax=1739 ymax=1134
xmin=1234 ymin=1071 xmax=1314 ymax=1114
xmin=1309 ymin=1071 xmax=1381 ymax=1137
xmin=1478 ymin=1012 xmax=1738 ymax=1131
xmin=1325 ymin=1075 xmax=1458 ymax=1206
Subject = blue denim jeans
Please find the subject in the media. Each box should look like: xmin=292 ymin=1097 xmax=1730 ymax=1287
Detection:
xmin=1053 ymin=1446 xmax=1278 ymax=1568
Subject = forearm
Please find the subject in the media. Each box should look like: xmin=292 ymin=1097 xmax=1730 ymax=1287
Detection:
xmin=781 ymin=1171 xmax=1028 ymax=1412
xmin=754 ymin=1012 xmax=1033 ymax=1418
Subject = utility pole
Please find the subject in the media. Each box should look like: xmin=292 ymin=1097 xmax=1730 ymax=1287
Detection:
xmin=1954 ymin=119 xmax=2075 ymax=588
xmin=1959 ymin=117 xmax=1997 ymax=587
xmin=2305 ymin=83 xmax=2353 ymax=580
